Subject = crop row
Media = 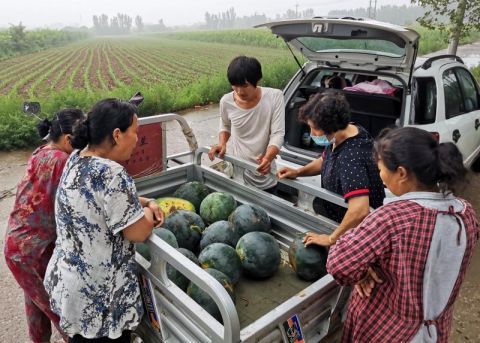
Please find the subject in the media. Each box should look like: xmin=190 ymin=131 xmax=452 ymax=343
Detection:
xmin=0 ymin=36 xmax=292 ymax=99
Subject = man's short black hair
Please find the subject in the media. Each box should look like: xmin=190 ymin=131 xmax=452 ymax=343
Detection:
xmin=298 ymin=90 xmax=351 ymax=134
xmin=227 ymin=56 xmax=262 ymax=87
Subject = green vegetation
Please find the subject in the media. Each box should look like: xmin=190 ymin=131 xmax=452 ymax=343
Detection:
xmin=415 ymin=26 xmax=480 ymax=55
xmin=471 ymin=65 xmax=480 ymax=82
xmin=0 ymin=34 xmax=297 ymax=150
xmin=0 ymin=25 xmax=88 ymax=60
xmin=159 ymin=28 xmax=285 ymax=49
xmin=0 ymin=26 xmax=478 ymax=150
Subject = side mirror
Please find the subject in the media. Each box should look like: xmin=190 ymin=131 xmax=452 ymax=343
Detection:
xmin=129 ymin=92 xmax=144 ymax=106
xmin=23 ymin=102 xmax=41 ymax=115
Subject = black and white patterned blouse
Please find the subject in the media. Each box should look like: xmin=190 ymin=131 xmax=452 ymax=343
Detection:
xmin=44 ymin=150 xmax=144 ymax=339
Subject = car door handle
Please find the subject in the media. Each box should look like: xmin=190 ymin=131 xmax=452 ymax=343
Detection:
xmin=475 ymin=119 xmax=480 ymax=130
xmin=452 ymin=129 xmax=461 ymax=143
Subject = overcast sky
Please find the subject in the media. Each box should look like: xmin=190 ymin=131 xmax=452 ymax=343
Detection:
xmin=1 ymin=0 xmax=413 ymax=29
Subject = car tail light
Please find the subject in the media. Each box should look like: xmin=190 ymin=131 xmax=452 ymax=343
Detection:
xmin=430 ymin=132 xmax=440 ymax=142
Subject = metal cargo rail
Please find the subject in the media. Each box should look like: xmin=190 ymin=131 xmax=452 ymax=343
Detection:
xmin=131 ymin=114 xmax=347 ymax=342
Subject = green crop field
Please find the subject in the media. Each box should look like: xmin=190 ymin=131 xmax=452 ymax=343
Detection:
xmin=0 ymin=31 xmax=299 ymax=149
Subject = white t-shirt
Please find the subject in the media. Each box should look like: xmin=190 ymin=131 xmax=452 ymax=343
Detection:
xmin=219 ymin=87 xmax=285 ymax=189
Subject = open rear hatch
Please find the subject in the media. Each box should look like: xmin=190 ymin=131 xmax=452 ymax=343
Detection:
xmin=257 ymin=17 xmax=420 ymax=76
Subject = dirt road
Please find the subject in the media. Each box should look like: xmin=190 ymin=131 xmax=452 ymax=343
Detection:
xmin=1 ymin=105 xmax=479 ymax=342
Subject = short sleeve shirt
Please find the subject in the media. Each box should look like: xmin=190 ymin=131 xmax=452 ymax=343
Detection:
xmin=44 ymin=150 xmax=144 ymax=339
xmin=219 ymin=87 xmax=285 ymax=189
xmin=320 ymin=125 xmax=385 ymax=222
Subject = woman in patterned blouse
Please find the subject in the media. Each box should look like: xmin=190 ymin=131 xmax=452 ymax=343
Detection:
xmin=327 ymin=127 xmax=479 ymax=342
xmin=43 ymin=99 xmax=164 ymax=342
xmin=4 ymin=109 xmax=84 ymax=342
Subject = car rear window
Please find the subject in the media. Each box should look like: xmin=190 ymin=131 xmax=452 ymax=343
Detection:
xmin=297 ymin=37 xmax=405 ymax=57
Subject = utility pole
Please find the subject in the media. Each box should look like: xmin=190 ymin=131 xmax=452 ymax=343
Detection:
xmin=295 ymin=3 xmax=299 ymax=18
xmin=373 ymin=0 xmax=378 ymax=19
xmin=368 ymin=0 xmax=372 ymax=18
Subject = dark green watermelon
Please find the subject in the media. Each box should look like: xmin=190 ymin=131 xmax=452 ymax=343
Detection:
xmin=136 ymin=243 xmax=151 ymax=261
xmin=200 ymin=221 xmax=239 ymax=251
xmin=198 ymin=243 xmax=242 ymax=284
xmin=163 ymin=210 xmax=205 ymax=251
xmin=153 ymin=228 xmax=179 ymax=248
xmin=173 ymin=181 xmax=211 ymax=211
xmin=229 ymin=204 xmax=271 ymax=237
xmin=199 ymin=192 xmax=236 ymax=224
xmin=289 ymin=237 xmax=328 ymax=281
xmin=136 ymin=228 xmax=179 ymax=262
xmin=236 ymin=231 xmax=281 ymax=279
xmin=186 ymin=268 xmax=235 ymax=321
xmin=167 ymin=248 xmax=199 ymax=291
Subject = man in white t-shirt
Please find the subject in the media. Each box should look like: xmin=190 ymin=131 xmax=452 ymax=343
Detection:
xmin=208 ymin=56 xmax=285 ymax=191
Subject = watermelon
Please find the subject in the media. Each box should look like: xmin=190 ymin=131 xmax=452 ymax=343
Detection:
xmin=167 ymin=248 xmax=199 ymax=291
xmin=136 ymin=243 xmax=151 ymax=261
xmin=156 ymin=197 xmax=195 ymax=216
xmin=163 ymin=210 xmax=205 ymax=251
xmin=198 ymin=243 xmax=242 ymax=284
xmin=289 ymin=237 xmax=328 ymax=281
xmin=136 ymin=228 xmax=179 ymax=262
xmin=200 ymin=192 xmax=236 ymax=224
xmin=236 ymin=231 xmax=281 ymax=279
xmin=200 ymin=221 xmax=239 ymax=251
xmin=229 ymin=204 xmax=271 ymax=237
xmin=173 ymin=181 xmax=211 ymax=211
xmin=186 ymin=268 xmax=235 ymax=321
xmin=153 ymin=228 xmax=179 ymax=248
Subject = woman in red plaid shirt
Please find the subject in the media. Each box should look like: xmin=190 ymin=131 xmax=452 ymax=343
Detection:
xmin=327 ymin=127 xmax=479 ymax=342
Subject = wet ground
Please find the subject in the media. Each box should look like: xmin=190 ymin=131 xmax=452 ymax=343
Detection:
xmin=424 ymin=40 xmax=480 ymax=68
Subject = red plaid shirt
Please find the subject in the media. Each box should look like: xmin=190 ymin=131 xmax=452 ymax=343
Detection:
xmin=327 ymin=197 xmax=479 ymax=342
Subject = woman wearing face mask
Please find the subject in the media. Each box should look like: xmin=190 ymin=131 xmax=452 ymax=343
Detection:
xmin=277 ymin=90 xmax=385 ymax=246
xmin=4 ymin=108 xmax=85 ymax=342
xmin=326 ymin=127 xmax=478 ymax=342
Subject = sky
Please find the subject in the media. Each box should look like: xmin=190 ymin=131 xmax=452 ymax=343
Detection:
xmin=1 ymin=0 xmax=413 ymax=29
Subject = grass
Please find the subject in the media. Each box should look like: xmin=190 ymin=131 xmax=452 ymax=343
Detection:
xmin=1 ymin=26 xmax=479 ymax=150
xmin=0 ymin=56 xmax=297 ymax=150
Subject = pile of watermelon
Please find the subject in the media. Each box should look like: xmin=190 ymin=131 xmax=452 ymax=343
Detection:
xmin=136 ymin=181 xmax=327 ymax=322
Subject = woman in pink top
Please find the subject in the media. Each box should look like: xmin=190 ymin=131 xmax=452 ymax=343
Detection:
xmin=4 ymin=109 xmax=84 ymax=342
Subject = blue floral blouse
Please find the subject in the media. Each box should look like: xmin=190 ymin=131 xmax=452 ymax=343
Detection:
xmin=44 ymin=150 xmax=144 ymax=339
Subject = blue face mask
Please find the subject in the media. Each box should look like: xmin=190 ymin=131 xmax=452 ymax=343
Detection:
xmin=310 ymin=135 xmax=330 ymax=146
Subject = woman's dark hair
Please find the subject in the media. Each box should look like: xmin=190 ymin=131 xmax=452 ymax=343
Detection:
xmin=71 ymin=98 xmax=137 ymax=150
xmin=227 ymin=56 xmax=262 ymax=87
xmin=374 ymin=127 xmax=468 ymax=193
xmin=327 ymin=76 xmax=345 ymax=90
xmin=298 ymin=90 xmax=350 ymax=134
xmin=37 ymin=108 xmax=85 ymax=142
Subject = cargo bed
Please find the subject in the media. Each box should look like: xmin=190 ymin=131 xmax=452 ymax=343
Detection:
xmin=130 ymin=114 xmax=348 ymax=343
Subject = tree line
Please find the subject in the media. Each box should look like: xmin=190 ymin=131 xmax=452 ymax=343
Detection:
xmin=0 ymin=23 xmax=88 ymax=60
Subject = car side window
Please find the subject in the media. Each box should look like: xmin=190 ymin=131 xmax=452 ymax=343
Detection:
xmin=455 ymin=68 xmax=480 ymax=112
xmin=443 ymin=69 xmax=464 ymax=119
xmin=411 ymin=77 xmax=437 ymax=124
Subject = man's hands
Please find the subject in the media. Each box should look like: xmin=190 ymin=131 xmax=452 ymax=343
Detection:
xmin=303 ymin=232 xmax=335 ymax=247
xmin=208 ymin=144 xmax=226 ymax=161
xmin=354 ymin=267 xmax=383 ymax=298
xmin=276 ymin=166 xmax=300 ymax=180
xmin=256 ymin=154 xmax=272 ymax=175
